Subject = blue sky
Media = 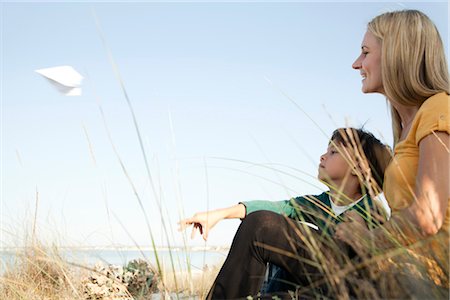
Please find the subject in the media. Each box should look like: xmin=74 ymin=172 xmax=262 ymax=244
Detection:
xmin=1 ymin=1 xmax=448 ymax=248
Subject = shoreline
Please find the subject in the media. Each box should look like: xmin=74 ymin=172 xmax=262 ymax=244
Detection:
xmin=0 ymin=245 xmax=230 ymax=253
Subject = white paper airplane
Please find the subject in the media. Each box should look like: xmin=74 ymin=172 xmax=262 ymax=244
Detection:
xmin=35 ymin=65 xmax=83 ymax=96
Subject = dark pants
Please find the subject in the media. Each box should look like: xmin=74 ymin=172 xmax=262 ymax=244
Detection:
xmin=207 ymin=211 xmax=341 ymax=299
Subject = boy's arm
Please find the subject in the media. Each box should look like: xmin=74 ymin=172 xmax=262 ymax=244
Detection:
xmin=179 ymin=197 xmax=308 ymax=241
xmin=241 ymin=199 xmax=299 ymax=218
xmin=178 ymin=204 xmax=246 ymax=241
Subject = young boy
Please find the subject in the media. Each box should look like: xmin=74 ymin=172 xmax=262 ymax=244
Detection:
xmin=179 ymin=127 xmax=392 ymax=298
xmin=179 ymin=127 xmax=391 ymax=239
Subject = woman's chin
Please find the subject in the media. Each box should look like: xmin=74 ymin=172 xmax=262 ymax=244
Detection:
xmin=361 ymin=85 xmax=371 ymax=93
xmin=361 ymin=83 xmax=384 ymax=94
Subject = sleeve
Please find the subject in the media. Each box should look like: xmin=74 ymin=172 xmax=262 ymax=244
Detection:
xmin=415 ymin=94 xmax=450 ymax=145
xmin=240 ymin=199 xmax=298 ymax=218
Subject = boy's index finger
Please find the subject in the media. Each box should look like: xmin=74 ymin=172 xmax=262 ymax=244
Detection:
xmin=191 ymin=225 xmax=197 ymax=239
xmin=178 ymin=218 xmax=193 ymax=230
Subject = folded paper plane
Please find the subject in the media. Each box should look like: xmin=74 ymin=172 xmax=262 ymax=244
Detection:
xmin=35 ymin=66 xmax=83 ymax=96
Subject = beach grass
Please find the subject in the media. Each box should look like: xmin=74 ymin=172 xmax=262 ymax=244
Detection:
xmin=0 ymin=242 xmax=86 ymax=299
xmin=1 ymin=229 xmax=448 ymax=299
xmin=0 ymin=241 xmax=223 ymax=299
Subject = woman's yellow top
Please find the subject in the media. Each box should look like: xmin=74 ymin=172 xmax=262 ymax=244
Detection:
xmin=383 ymin=92 xmax=449 ymax=287
xmin=384 ymin=92 xmax=450 ymax=230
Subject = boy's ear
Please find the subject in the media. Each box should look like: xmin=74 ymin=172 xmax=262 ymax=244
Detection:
xmin=352 ymin=156 xmax=371 ymax=178
xmin=350 ymin=164 xmax=362 ymax=176
xmin=348 ymin=156 xmax=360 ymax=176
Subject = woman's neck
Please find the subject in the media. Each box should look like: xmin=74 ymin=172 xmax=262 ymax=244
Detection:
xmin=391 ymin=102 xmax=420 ymax=134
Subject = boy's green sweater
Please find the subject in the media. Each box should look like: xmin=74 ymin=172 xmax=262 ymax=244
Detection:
xmin=241 ymin=192 xmax=378 ymax=234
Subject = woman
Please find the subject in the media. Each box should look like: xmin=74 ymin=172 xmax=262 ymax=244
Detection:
xmin=334 ymin=9 xmax=449 ymax=296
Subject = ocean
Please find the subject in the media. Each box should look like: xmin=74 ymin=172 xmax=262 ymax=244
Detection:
xmin=0 ymin=247 xmax=229 ymax=272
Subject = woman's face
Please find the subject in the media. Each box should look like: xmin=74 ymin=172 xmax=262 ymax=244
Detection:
xmin=352 ymin=31 xmax=384 ymax=94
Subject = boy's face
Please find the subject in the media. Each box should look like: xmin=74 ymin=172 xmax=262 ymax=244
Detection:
xmin=318 ymin=140 xmax=353 ymax=184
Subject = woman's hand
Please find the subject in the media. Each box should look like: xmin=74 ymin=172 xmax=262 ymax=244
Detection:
xmin=334 ymin=211 xmax=371 ymax=256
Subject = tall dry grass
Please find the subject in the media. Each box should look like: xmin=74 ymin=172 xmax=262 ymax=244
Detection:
xmin=157 ymin=264 xmax=222 ymax=299
xmin=0 ymin=242 xmax=86 ymax=299
xmin=0 ymin=241 xmax=223 ymax=299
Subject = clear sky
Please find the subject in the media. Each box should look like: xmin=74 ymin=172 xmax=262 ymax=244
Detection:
xmin=1 ymin=1 xmax=448 ymax=248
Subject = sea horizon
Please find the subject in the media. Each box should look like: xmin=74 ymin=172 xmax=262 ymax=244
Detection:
xmin=0 ymin=246 xmax=229 ymax=272
xmin=0 ymin=245 xmax=230 ymax=252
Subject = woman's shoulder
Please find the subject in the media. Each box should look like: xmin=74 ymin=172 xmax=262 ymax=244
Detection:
xmin=419 ymin=92 xmax=449 ymax=113
xmin=414 ymin=92 xmax=450 ymax=144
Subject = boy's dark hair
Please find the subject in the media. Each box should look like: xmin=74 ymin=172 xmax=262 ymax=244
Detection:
xmin=331 ymin=128 xmax=392 ymax=190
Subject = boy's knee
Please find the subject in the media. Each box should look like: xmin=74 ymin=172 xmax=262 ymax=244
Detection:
xmin=243 ymin=211 xmax=285 ymax=236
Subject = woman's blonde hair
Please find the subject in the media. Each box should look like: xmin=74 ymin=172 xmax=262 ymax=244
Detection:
xmin=367 ymin=10 xmax=450 ymax=145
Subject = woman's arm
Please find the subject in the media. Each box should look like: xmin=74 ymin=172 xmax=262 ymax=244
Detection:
xmin=406 ymin=131 xmax=449 ymax=235
xmin=178 ymin=204 xmax=246 ymax=241
xmin=336 ymin=132 xmax=449 ymax=250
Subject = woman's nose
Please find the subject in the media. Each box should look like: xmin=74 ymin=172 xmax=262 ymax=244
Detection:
xmin=352 ymin=55 xmax=362 ymax=69
xmin=320 ymin=154 xmax=326 ymax=162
